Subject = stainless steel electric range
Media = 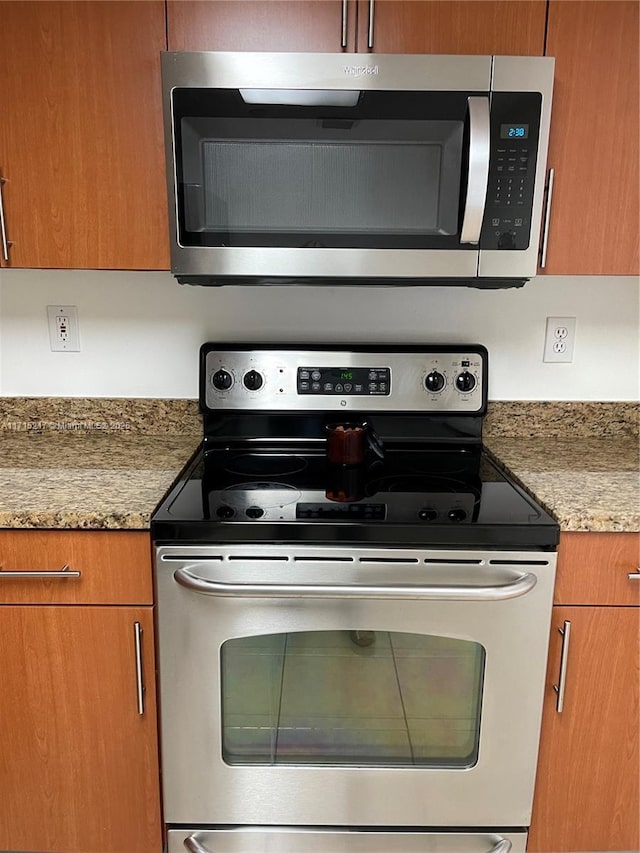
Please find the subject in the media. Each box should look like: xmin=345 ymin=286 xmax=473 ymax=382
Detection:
xmin=152 ymin=344 xmax=559 ymax=853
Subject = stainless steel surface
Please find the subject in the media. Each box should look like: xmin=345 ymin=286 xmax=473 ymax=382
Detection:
xmin=478 ymin=55 xmax=555 ymax=278
xmin=0 ymin=565 xmax=81 ymax=579
xmin=203 ymin=348 xmax=485 ymax=412
xmin=628 ymin=570 xmax=640 ymax=580
xmin=553 ymin=619 xmax=571 ymax=713
xmin=162 ymin=51 xmax=493 ymax=92
xmin=0 ymin=175 xmax=10 ymax=262
xmin=156 ymin=543 xmax=556 ymax=827
xmin=184 ymin=835 xmax=210 ymax=853
xmin=539 ymin=168 xmax=555 ymax=269
xmin=163 ymin=52 xmax=550 ymax=282
xmin=368 ymin=0 xmax=375 ymax=48
xmin=133 ymin=621 xmax=145 ymax=716
xmin=460 ymin=97 xmax=490 ymax=245
xmin=173 ymin=566 xmax=538 ymax=601
xmin=341 ymin=0 xmax=348 ymax=47
xmin=169 ymin=828 xmax=528 ymax=853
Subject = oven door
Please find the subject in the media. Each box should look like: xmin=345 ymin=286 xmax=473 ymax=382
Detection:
xmin=156 ymin=544 xmax=556 ymax=828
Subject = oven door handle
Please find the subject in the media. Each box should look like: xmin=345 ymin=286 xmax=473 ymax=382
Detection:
xmin=183 ymin=837 xmax=211 ymax=853
xmin=182 ymin=834 xmax=512 ymax=853
xmin=173 ymin=567 xmax=537 ymax=601
xmin=460 ymin=96 xmax=491 ymax=245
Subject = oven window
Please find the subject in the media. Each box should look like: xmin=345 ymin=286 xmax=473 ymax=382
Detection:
xmin=220 ymin=631 xmax=484 ymax=768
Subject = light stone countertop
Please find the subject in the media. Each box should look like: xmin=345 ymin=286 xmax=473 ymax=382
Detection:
xmin=0 ymin=398 xmax=637 ymax=532
xmin=485 ymin=436 xmax=639 ymax=533
xmin=0 ymin=430 xmax=200 ymax=530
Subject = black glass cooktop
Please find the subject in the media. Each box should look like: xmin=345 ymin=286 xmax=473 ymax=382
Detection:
xmin=152 ymin=444 xmax=559 ymax=549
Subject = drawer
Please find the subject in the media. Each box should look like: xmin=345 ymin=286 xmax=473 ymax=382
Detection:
xmin=555 ymin=532 xmax=640 ymax=605
xmin=0 ymin=530 xmax=153 ymax=605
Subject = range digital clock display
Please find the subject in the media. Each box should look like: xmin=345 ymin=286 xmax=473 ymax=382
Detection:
xmin=500 ymin=123 xmax=529 ymax=139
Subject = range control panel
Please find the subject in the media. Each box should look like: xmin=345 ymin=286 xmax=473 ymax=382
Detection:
xmin=202 ymin=345 xmax=487 ymax=414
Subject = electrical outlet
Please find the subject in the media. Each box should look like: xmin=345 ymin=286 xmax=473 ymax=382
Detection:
xmin=543 ymin=316 xmax=576 ymax=363
xmin=47 ymin=305 xmax=80 ymax=352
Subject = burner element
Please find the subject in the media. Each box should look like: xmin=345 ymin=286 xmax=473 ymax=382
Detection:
xmin=224 ymin=454 xmax=308 ymax=477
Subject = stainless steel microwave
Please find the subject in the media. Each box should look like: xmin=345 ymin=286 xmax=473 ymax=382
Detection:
xmin=161 ymin=52 xmax=554 ymax=287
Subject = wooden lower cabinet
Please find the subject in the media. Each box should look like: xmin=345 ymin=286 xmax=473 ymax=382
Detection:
xmin=528 ymin=532 xmax=640 ymax=852
xmin=0 ymin=606 xmax=162 ymax=853
xmin=0 ymin=529 xmax=163 ymax=853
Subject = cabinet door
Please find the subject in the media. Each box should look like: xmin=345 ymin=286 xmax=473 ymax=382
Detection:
xmin=528 ymin=606 xmax=640 ymax=852
xmin=356 ymin=1 xmax=546 ymax=54
xmin=168 ymin=1 xmax=356 ymax=51
xmin=0 ymin=607 xmax=162 ymax=853
xmin=542 ymin=1 xmax=639 ymax=274
xmin=0 ymin=1 xmax=169 ymax=270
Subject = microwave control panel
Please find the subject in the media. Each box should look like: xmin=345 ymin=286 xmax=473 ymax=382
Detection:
xmin=480 ymin=92 xmax=542 ymax=251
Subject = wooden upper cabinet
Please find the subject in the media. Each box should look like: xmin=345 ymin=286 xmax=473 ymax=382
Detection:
xmin=542 ymin=1 xmax=639 ymax=275
xmin=167 ymin=1 xmax=357 ymax=52
xmin=0 ymin=1 xmax=169 ymax=270
xmin=356 ymin=1 xmax=546 ymax=54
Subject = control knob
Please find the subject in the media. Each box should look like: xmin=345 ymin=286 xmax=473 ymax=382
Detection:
xmin=216 ymin=505 xmax=234 ymax=519
xmin=418 ymin=508 xmax=438 ymax=522
xmin=424 ymin=371 xmax=445 ymax=393
xmin=212 ymin=369 xmax=233 ymax=391
xmin=246 ymin=506 xmax=265 ymax=519
xmin=243 ymin=370 xmax=264 ymax=391
xmin=455 ymin=371 xmax=476 ymax=393
xmin=448 ymin=508 xmax=467 ymax=522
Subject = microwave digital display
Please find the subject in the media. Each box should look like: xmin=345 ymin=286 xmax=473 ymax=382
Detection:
xmin=500 ymin=123 xmax=529 ymax=139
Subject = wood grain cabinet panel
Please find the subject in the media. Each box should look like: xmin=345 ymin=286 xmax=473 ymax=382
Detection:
xmin=542 ymin=0 xmax=639 ymax=274
xmin=529 ymin=531 xmax=640 ymax=851
xmin=168 ymin=0 xmax=357 ymax=51
xmin=554 ymin=531 xmax=640 ymax=606
xmin=528 ymin=605 xmax=640 ymax=852
xmin=0 ymin=530 xmax=153 ymax=605
xmin=0 ymin=606 xmax=162 ymax=853
xmin=357 ymin=1 xmax=546 ymax=55
xmin=0 ymin=1 xmax=169 ymax=270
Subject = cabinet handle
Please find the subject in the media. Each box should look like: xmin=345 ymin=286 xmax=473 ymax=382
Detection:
xmin=552 ymin=619 xmax=571 ymax=713
xmin=0 ymin=564 xmax=81 ymax=579
xmin=0 ymin=175 xmax=11 ymax=262
xmin=184 ymin=837 xmax=212 ymax=853
xmin=539 ymin=167 xmax=555 ymax=268
xmin=341 ymin=0 xmax=348 ymax=47
xmin=133 ymin=621 xmax=145 ymax=716
xmin=489 ymin=841 xmax=512 ymax=853
xmin=628 ymin=569 xmax=640 ymax=580
xmin=367 ymin=0 xmax=375 ymax=48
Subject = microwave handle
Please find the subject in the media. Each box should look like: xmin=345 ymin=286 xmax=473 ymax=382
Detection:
xmin=460 ymin=97 xmax=491 ymax=245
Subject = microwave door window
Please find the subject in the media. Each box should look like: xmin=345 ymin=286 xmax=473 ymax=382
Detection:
xmin=173 ymin=89 xmax=470 ymax=250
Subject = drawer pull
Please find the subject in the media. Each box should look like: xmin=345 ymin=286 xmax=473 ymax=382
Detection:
xmin=628 ymin=570 xmax=640 ymax=581
xmin=0 ymin=564 xmax=81 ymax=579
xmin=553 ymin=620 xmax=571 ymax=713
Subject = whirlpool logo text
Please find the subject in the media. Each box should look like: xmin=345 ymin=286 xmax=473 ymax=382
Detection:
xmin=343 ymin=65 xmax=379 ymax=77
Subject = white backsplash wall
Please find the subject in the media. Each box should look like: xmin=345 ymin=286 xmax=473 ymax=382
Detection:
xmin=0 ymin=269 xmax=637 ymax=400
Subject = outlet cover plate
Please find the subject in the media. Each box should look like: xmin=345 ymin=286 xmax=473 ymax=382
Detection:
xmin=543 ymin=316 xmax=576 ymax=363
xmin=47 ymin=305 xmax=80 ymax=352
